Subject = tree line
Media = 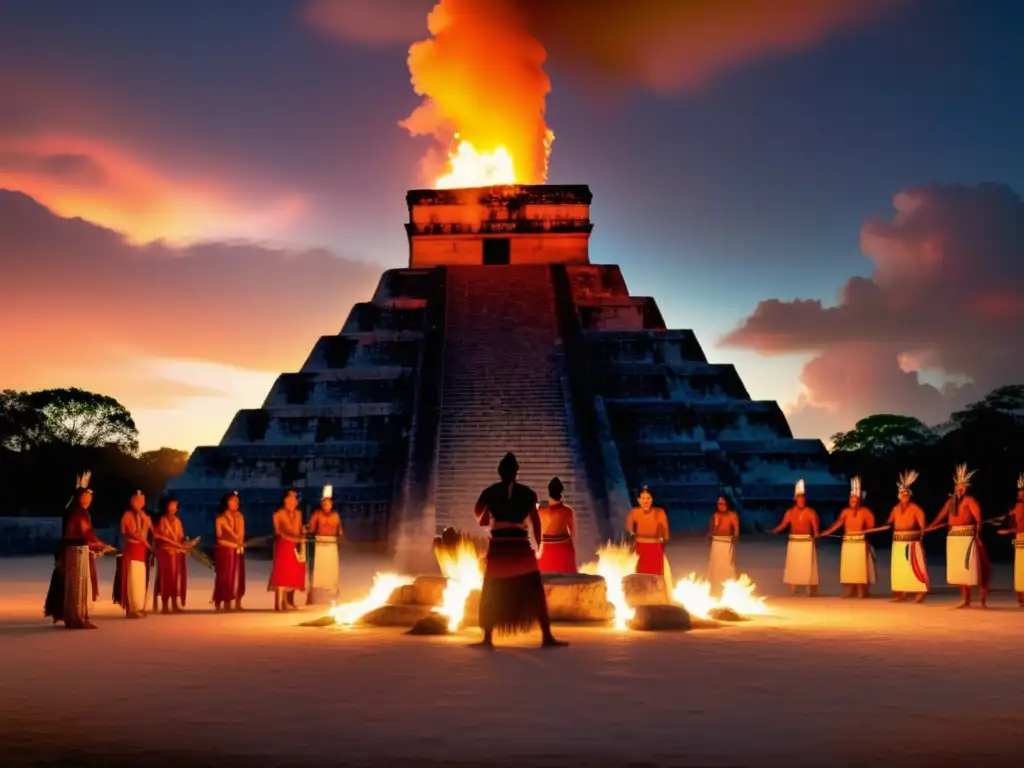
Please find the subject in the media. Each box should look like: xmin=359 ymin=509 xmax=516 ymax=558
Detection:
xmin=2 ymin=383 xmax=1022 ymax=536
xmin=0 ymin=388 xmax=188 ymax=526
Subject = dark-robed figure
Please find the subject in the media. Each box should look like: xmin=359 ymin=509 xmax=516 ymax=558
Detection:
xmin=473 ymin=453 xmax=567 ymax=649
xmin=44 ymin=472 xmax=114 ymax=629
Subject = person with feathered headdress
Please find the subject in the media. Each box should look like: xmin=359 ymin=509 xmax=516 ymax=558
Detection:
xmin=996 ymin=472 xmax=1024 ymax=606
xmin=472 ymin=453 xmax=566 ymax=648
xmin=625 ymin=486 xmax=672 ymax=584
xmin=771 ymin=479 xmax=820 ymax=595
xmin=213 ymin=491 xmax=246 ymax=611
xmin=269 ymin=489 xmax=307 ymax=612
xmin=306 ymin=484 xmax=343 ymax=605
xmin=821 ymin=477 xmax=878 ymax=598
xmin=115 ymin=489 xmax=153 ymax=619
xmin=536 ymin=477 xmax=578 ymax=574
xmin=707 ymin=494 xmax=739 ymax=594
xmin=887 ymin=470 xmax=930 ymax=602
xmin=43 ymin=472 xmax=114 ymax=629
xmin=932 ymin=463 xmax=991 ymax=608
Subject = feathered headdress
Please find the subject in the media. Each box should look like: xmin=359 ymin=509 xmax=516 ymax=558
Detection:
xmin=794 ymin=478 xmax=806 ymax=498
xmin=897 ymin=470 xmax=918 ymax=495
xmin=1016 ymin=472 xmax=1024 ymax=491
xmin=953 ymin=463 xmax=977 ymax=488
xmin=850 ymin=476 xmax=865 ymax=500
xmin=322 ymin=484 xmax=333 ymax=500
xmin=75 ymin=471 xmax=92 ymax=491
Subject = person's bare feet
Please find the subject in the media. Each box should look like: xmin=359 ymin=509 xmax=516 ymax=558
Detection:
xmin=913 ymin=594 xmax=926 ymax=603
xmin=891 ymin=594 xmax=907 ymax=602
xmin=954 ymin=602 xmax=970 ymax=609
xmin=469 ymin=641 xmax=494 ymax=650
xmin=541 ymin=638 xmax=569 ymax=648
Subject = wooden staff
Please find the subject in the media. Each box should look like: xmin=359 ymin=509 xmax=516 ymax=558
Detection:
xmin=824 ymin=525 xmax=892 ymax=539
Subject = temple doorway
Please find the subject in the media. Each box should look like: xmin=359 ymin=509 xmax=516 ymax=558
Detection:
xmin=482 ymin=237 xmax=511 ymax=265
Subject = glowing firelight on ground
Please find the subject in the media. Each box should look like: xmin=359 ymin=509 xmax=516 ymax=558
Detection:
xmin=672 ymin=573 xmax=771 ymax=619
xmin=433 ymin=539 xmax=484 ymax=631
xmin=329 ymin=573 xmax=413 ymax=626
xmin=581 ymin=542 xmax=638 ymax=631
xmin=434 ymin=137 xmax=516 ymax=189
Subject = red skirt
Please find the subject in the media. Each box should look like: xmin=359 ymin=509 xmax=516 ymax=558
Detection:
xmin=156 ymin=545 xmax=187 ymax=603
xmin=537 ymin=536 xmax=577 ymax=574
xmin=480 ymin=533 xmax=547 ymax=635
xmin=635 ymin=541 xmax=665 ymax=576
xmin=268 ymin=538 xmax=306 ymax=591
xmin=213 ymin=546 xmax=246 ymax=603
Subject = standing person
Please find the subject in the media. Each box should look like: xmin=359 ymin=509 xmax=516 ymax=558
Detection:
xmin=44 ymin=472 xmax=115 ymax=629
xmin=115 ymin=490 xmax=153 ymax=619
xmin=625 ymin=486 xmax=671 ymax=581
xmin=932 ymin=464 xmax=991 ymax=609
xmin=213 ymin=491 xmax=246 ymax=611
xmin=537 ymin=477 xmax=577 ymax=574
xmin=821 ymin=477 xmax=877 ymax=598
xmin=153 ymin=497 xmax=195 ymax=614
xmin=888 ymin=470 xmax=930 ymax=602
xmin=997 ymin=473 xmax=1024 ymax=607
xmin=707 ymin=495 xmax=739 ymax=593
xmin=269 ymin=489 xmax=306 ymax=611
xmin=307 ymin=484 xmax=343 ymax=605
xmin=771 ymin=479 xmax=820 ymax=596
xmin=473 ymin=452 xmax=566 ymax=649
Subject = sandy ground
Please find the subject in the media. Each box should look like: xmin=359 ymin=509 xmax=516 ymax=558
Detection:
xmin=1 ymin=537 xmax=1021 ymax=768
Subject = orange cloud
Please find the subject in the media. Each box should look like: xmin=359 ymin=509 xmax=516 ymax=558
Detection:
xmin=0 ymin=133 xmax=308 ymax=243
xmin=0 ymin=191 xmax=383 ymax=449
xmin=722 ymin=183 xmax=1024 ymax=439
xmin=305 ymin=0 xmax=899 ymax=93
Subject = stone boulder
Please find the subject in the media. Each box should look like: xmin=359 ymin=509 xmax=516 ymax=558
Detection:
xmin=407 ymin=614 xmax=450 ymax=635
xmin=541 ymin=573 xmax=614 ymax=622
xmin=708 ymin=606 xmax=747 ymax=622
xmin=299 ymin=614 xmax=338 ymax=628
xmin=621 ymin=573 xmax=670 ymax=607
xmin=461 ymin=589 xmax=481 ymax=628
xmin=387 ymin=575 xmax=448 ymax=607
xmin=358 ymin=604 xmax=435 ymax=627
xmin=628 ymin=604 xmax=691 ymax=632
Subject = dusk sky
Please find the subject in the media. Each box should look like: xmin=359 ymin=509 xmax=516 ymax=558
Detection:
xmin=1 ymin=0 xmax=1022 ymax=452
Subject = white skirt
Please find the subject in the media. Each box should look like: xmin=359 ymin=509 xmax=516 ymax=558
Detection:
xmin=890 ymin=533 xmax=929 ymax=593
xmin=707 ymin=536 xmax=736 ymax=588
xmin=784 ymin=535 xmax=818 ymax=586
xmin=839 ymin=534 xmax=876 ymax=585
xmin=309 ymin=536 xmax=340 ymax=604
xmin=126 ymin=559 xmax=147 ymax=612
xmin=946 ymin=525 xmax=980 ymax=586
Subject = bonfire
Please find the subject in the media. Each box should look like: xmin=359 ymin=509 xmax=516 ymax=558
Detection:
xmin=581 ymin=542 xmax=638 ymax=630
xmin=433 ymin=538 xmax=484 ymax=631
xmin=329 ymin=573 xmax=412 ymax=626
xmin=672 ymin=573 xmax=770 ymax=619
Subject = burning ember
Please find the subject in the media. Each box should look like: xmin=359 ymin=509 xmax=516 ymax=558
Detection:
xmin=433 ymin=538 xmax=484 ymax=631
xmin=581 ymin=542 xmax=637 ymax=631
xmin=672 ymin=573 xmax=770 ymax=620
xmin=329 ymin=573 xmax=413 ymax=626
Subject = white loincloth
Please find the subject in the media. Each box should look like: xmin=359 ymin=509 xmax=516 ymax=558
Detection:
xmin=64 ymin=545 xmax=90 ymax=625
xmin=946 ymin=525 xmax=980 ymax=586
xmin=839 ymin=533 xmax=876 ymax=585
xmin=890 ymin=532 xmax=928 ymax=593
xmin=126 ymin=559 xmax=147 ymax=612
xmin=784 ymin=534 xmax=818 ymax=586
xmin=707 ymin=536 xmax=736 ymax=589
xmin=309 ymin=536 xmax=340 ymax=604
xmin=1015 ymin=534 xmax=1024 ymax=593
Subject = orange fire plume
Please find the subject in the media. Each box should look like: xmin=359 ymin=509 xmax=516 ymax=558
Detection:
xmin=401 ymin=0 xmax=555 ymax=189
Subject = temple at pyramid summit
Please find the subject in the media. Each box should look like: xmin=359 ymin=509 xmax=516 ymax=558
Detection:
xmin=168 ymin=184 xmax=846 ymax=564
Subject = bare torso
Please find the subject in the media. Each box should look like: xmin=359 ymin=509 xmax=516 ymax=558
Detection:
xmin=627 ymin=506 xmax=669 ymax=540
xmin=839 ymin=506 xmax=876 ymax=533
xmin=939 ymin=495 xmax=982 ymax=527
xmin=120 ymin=510 xmax=152 ymax=546
xmin=779 ymin=506 xmax=819 ymax=536
xmin=273 ymin=508 xmax=303 ymax=540
xmin=157 ymin=516 xmax=184 ymax=546
xmin=1007 ymin=503 xmax=1024 ymax=533
xmin=540 ymin=502 xmax=575 ymax=538
xmin=889 ymin=502 xmax=925 ymax=532
xmin=710 ymin=511 xmax=739 ymax=537
xmin=308 ymin=510 xmax=342 ymax=537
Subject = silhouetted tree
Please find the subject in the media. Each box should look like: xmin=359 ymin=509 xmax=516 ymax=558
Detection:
xmin=0 ymin=389 xmax=46 ymax=451
xmin=20 ymin=388 xmax=139 ymax=453
xmin=830 ymin=414 xmax=936 ymax=454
